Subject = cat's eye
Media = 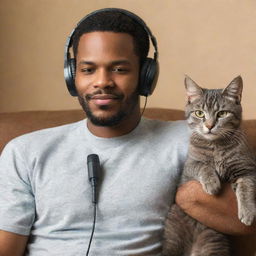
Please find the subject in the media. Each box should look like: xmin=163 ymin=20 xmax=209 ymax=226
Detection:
xmin=217 ymin=111 xmax=228 ymax=118
xmin=194 ymin=110 xmax=205 ymax=118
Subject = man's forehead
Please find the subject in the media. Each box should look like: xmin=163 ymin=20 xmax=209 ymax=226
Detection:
xmin=77 ymin=59 xmax=132 ymax=66
xmin=77 ymin=31 xmax=134 ymax=45
xmin=76 ymin=31 xmax=137 ymax=59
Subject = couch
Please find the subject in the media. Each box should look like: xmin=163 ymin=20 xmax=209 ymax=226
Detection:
xmin=0 ymin=108 xmax=255 ymax=255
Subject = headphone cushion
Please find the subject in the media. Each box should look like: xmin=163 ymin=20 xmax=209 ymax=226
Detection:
xmin=70 ymin=58 xmax=76 ymax=80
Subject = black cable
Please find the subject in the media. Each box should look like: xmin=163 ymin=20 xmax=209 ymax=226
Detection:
xmin=86 ymin=154 xmax=100 ymax=256
xmin=141 ymin=96 xmax=148 ymax=117
xmin=86 ymin=202 xmax=97 ymax=256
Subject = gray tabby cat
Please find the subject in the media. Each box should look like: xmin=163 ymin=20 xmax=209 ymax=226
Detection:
xmin=163 ymin=76 xmax=256 ymax=256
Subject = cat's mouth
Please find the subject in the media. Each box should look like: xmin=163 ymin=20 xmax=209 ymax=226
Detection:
xmin=203 ymin=132 xmax=219 ymax=140
xmin=202 ymin=127 xmax=218 ymax=137
xmin=198 ymin=128 xmax=217 ymax=138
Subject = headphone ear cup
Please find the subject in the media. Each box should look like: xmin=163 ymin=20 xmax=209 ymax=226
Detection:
xmin=139 ymin=58 xmax=159 ymax=96
xmin=64 ymin=58 xmax=78 ymax=96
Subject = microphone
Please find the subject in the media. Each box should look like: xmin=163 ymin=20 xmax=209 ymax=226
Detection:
xmin=87 ymin=154 xmax=100 ymax=204
xmin=86 ymin=154 xmax=100 ymax=255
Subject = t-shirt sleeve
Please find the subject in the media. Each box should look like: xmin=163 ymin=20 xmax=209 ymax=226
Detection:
xmin=0 ymin=140 xmax=35 ymax=235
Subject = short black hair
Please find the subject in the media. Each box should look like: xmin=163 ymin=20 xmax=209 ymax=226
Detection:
xmin=72 ymin=10 xmax=150 ymax=63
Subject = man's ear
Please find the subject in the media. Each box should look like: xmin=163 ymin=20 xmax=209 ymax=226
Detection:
xmin=184 ymin=75 xmax=203 ymax=103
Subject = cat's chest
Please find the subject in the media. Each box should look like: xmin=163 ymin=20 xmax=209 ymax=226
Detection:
xmin=193 ymin=147 xmax=231 ymax=178
xmin=190 ymin=144 xmax=236 ymax=178
xmin=213 ymin=148 xmax=233 ymax=179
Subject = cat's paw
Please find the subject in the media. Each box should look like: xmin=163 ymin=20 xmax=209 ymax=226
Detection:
xmin=201 ymin=176 xmax=221 ymax=195
xmin=239 ymin=207 xmax=256 ymax=226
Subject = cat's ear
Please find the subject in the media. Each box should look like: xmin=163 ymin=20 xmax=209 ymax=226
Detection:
xmin=222 ymin=76 xmax=243 ymax=104
xmin=184 ymin=75 xmax=203 ymax=103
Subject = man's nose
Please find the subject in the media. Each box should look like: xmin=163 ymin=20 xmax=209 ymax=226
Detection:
xmin=93 ymin=69 xmax=114 ymax=89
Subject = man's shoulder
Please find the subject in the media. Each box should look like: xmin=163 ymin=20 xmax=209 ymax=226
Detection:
xmin=4 ymin=120 xmax=85 ymax=153
xmin=143 ymin=118 xmax=189 ymax=136
xmin=142 ymin=118 xmax=190 ymax=147
xmin=19 ymin=119 xmax=84 ymax=139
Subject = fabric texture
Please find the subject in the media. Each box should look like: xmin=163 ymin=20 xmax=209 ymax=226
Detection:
xmin=0 ymin=117 xmax=189 ymax=256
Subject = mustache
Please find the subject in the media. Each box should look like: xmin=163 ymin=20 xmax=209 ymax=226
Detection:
xmin=85 ymin=90 xmax=124 ymax=101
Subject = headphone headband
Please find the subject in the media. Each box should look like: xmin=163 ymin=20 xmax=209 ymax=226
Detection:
xmin=65 ymin=8 xmax=158 ymax=61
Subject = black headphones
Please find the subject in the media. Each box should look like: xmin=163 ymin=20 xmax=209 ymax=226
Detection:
xmin=64 ymin=8 xmax=159 ymax=97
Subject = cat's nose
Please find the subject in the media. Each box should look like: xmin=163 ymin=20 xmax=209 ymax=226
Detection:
xmin=205 ymin=122 xmax=214 ymax=130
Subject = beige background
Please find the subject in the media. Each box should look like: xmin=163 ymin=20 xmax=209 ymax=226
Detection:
xmin=0 ymin=0 xmax=255 ymax=119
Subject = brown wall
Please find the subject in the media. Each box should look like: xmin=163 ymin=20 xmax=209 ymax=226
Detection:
xmin=1 ymin=0 xmax=255 ymax=119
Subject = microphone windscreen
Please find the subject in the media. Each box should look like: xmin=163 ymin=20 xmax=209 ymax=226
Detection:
xmin=87 ymin=154 xmax=100 ymax=182
xmin=87 ymin=154 xmax=99 ymax=164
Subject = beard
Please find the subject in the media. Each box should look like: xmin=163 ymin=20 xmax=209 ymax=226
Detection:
xmin=78 ymin=89 xmax=139 ymax=127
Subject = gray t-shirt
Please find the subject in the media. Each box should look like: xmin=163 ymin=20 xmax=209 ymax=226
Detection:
xmin=0 ymin=118 xmax=189 ymax=256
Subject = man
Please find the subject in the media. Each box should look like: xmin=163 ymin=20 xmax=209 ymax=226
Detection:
xmin=0 ymin=8 xmax=254 ymax=256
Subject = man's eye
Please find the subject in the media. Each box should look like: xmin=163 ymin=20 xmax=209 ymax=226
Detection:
xmin=112 ymin=67 xmax=128 ymax=73
xmin=194 ymin=110 xmax=205 ymax=118
xmin=81 ymin=68 xmax=94 ymax=74
xmin=217 ymin=111 xmax=228 ymax=118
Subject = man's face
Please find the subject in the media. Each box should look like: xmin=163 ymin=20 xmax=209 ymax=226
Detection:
xmin=75 ymin=31 xmax=140 ymax=126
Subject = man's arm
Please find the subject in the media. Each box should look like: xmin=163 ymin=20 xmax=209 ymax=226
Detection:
xmin=0 ymin=230 xmax=28 ymax=256
xmin=175 ymin=180 xmax=256 ymax=235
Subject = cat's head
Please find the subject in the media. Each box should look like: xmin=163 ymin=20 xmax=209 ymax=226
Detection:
xmin=184 ymin=75 xmax=243 ymax=141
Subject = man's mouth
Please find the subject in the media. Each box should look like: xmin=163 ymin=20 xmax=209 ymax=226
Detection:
xmin=89 ymin=94 xmax=121 ymax=106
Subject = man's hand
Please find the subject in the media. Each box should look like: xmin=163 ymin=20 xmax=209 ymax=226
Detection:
xmin=0 ymin=230 xmax=28 ymax=256
xmin=175 ymin=180 xmax=256 ymax=235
